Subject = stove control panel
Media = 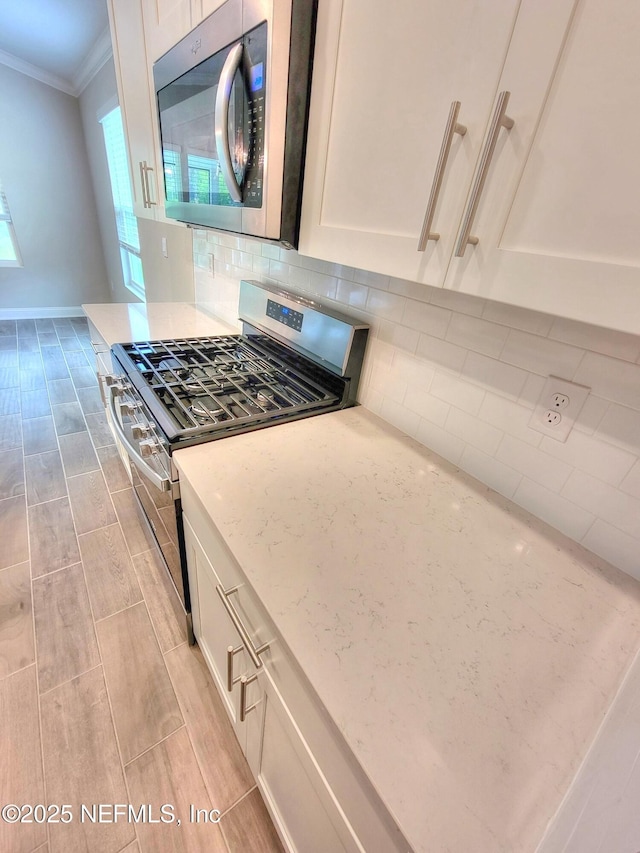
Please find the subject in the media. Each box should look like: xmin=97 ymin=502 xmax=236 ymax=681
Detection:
xmin=266 ymin=298 xmax=303 ymax=332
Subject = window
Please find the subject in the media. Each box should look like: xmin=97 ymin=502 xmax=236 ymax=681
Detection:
xmin=0 ymin=185 xmax=22 ymax=267
xmin=100 ymin=106 xmax=145 ymax=299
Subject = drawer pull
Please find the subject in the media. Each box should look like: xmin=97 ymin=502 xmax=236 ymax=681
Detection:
xmin=226 ymin=644 xmax=243 ymax=692
xmin=417 ymin=100 xmax=467 ymax=251
xmin=454 ymin=90 xmax=514 ymax=257
xmin=240 ymin=674 xmax=259 ymax=722
xmin=216 ymin=584 xmax=270 ymax=668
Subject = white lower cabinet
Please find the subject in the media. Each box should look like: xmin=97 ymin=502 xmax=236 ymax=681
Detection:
xmin=180 ymin=484 xmax=409 ymax=853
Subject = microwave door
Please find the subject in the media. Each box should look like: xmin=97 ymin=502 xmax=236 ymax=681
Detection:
xmin=157 ymin=42 xmax=245 ymax=233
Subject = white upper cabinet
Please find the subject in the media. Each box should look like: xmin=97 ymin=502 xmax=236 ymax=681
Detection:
xmin=108 ymin=0 xmax=163 ymax=220
xmin=301 ymin=0 xmax=640 ymax=333
xmin=141 ymin=0 xmax=195 ymax=62
xmin=299 ymin=0 xmax=523 ymax=286
xmin=445 ymin=0 xmax=640 ymax=334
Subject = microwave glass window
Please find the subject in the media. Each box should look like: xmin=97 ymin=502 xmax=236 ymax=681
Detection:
xmin=157 ymin=21 xmax=268 ymax=214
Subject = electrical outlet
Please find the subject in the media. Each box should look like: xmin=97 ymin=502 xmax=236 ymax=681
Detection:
xmin=529 ymin=376 xmax=590 ymax=442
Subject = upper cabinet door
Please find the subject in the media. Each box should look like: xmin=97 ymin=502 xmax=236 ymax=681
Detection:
xmin=444 ymin=0 xmax=640 ymax=334
xmin=299 ymin=0 xmax=521 ymax=287
xmin=142 ymin=0 xmax=194 ymax=62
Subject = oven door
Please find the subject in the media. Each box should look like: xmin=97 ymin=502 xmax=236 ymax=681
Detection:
xmin=106 ymin=381 xmax=189 ymax=614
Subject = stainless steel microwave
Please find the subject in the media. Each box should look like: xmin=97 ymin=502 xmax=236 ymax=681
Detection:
xmin=153 ymin=0 xmax=316 ymax=247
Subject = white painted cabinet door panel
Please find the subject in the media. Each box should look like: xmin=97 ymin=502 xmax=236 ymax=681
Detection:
xmin=299 ymin=0 xmax=521 ymax=287
xmin=108 ymin=0 xmax=162 ymax=220
xmin=141 ymin=0 xmax=194 ymax=62
xmin=445 ymin=0 xmax=640 ymax=334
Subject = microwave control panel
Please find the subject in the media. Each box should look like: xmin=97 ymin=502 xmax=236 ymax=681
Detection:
xmin=244 ymin=22 xmax=268 ymax=208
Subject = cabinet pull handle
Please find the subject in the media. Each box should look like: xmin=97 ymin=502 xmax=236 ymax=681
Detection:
xmin=454 ymin=90 xmax=514 ymax=257
xmin=417 ymin=101 xmax=467 ymax=251
xmin=240 ymin=674 xmax=259 ymax=722
xmin=139 ymin=161 xmax=157 ymax=209
xmin=226 ymin=644 xmax=243 ymax=692
xmin=216 ymin=583 xmax=270 ymax=668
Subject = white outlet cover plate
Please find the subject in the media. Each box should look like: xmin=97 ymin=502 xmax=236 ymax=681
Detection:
xmin=529 ymin=375 xmax=591 ymax=442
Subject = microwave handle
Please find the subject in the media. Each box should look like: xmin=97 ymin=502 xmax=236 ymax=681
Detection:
xmin=214 ymin=42 xmax=244 ymax=204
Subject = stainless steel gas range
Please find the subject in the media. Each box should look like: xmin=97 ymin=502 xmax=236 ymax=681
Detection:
xmin=105 ymin=280 xmax=369 ymax=642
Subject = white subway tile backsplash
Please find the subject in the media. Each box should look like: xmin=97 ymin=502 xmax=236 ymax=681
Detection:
xmin=402 ymin=388 xmax=449 ymax=428
xmin=414 ymin=418 xmax=465 ymax=467
xmin=459 ymin=446 xmax=522 ymax=499
xmin=596 ymin=404 xmax=640 ymax=454
xmin=401 ymin=299 xmax=451 ymax=338
xmin=388 ymin=277 xmax=431 ymax=301
xmin=517 ymin=372 xmax=547 ymax=409
xmin=574 ymin=352 xmax=640 ymax=411
xmin=482 ymin=302 xmax=555 ymax=336
xmin=461 ymin=352 xmax=528 ymax=401
xmin=478 ymin=393 xmax=542 ymax=447
xmin=582 ymin=520 xmax=640 ymax=580
xmin=501 ymin=329 xmax=585 ymax=378
xmin=366 ymin=289 xmax=405 ymax=322
xmin=428 ymin=287 xmax=486 ymax=318
xmin=496 ymin=435 xmax=573 ymax=492
xmin=548 ymin=317 xmax=640 ymax=363
xmin=430 ymin=371 xmax=486 ymax=416
xmin=445 ymin=313 xmax=509 ymax=359
xmin=195 ymin=237 xmax=640 ymax=579
xmin=416 ymin=335 xmax=467 ymax=373
xmin=377 ymin=321 xmax=420 ymax=354
xmin=445 ymin=407 xmax=503 ymax=456
xmin=561 ymin=471 xmax=640 ymax=540
xmin=379 ymin=397 xmax=420 ymax=438
xmin=572 ymin=394 xmax=609 ymax=435
xmin=512 ymin=478 xmax=596 ymax=542
xmin=354 ymin=268 xmax=390 ymax=289
xmin=335 ymin=279 xmax=368 ymax=309
xmin=540 ymin=431 xmax=635 ymax=488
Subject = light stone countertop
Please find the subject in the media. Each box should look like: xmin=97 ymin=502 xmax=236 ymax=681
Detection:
xmin=81 ymin=301 xmax=237 ymax=346
xmin=173 ymin=407 xmax=640 ymax=853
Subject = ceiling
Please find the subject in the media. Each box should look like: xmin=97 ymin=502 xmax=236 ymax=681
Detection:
xmin=0 ymin=0 xmax=111 ymax=95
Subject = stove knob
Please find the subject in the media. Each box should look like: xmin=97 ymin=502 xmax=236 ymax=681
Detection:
xmin=139 ymin=439 xmax=157 ymax=458
xmin=111 ymin=382 xmax=128 ymax=398
xmin=118 ymin=402 xmax=139 ymax=417
xmin=131 ymin=423 xmax=149 ymax=440
xmin=105 ymin=374 xmax=124 ymax=387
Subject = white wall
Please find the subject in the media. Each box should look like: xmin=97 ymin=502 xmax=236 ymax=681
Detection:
xmin=194 ymin=230 xmax=640 ymax=579
xmin=0 ymin=63 xmax=111 ymax=311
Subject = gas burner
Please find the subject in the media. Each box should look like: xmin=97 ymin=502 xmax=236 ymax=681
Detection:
xmin=256 ymin=390 xmax=275 ymax=407
xmin=158 ymin=357 xmax=191 ymax=380
xmin=190 ymin=396 xmax=225 ymax=421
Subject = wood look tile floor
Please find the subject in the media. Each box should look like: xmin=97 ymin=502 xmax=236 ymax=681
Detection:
xmin=0 ymin=317 xmax=284 ymax=853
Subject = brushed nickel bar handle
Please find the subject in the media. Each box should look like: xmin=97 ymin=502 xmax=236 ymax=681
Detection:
xmin=139 ymin=161 xmax=157 ymax=208
xmin=240 ymin=674 xmax=259 ymax=722
xmin=417 ymin=101 xmax=467 ymax=251
xmin=226 ymin=644 xmax=243 ymax=692
xmin=216 ymin=583 xmax=270 ymax=668
xmin=454 ymin=91 xmax=514 ymax=257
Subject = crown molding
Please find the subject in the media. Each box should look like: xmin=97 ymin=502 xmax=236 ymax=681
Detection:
xmin=73 ymin=27 xmax=113 ymax=95
xmin=0 ymin=27 xmax=113 ymax=98
xmin=0 ymin=48 xmax=76 ymax=96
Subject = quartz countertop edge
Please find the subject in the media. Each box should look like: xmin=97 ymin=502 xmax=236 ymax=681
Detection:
xmin=173 ymin=406 xmax=640 ymax=853
xmin=81 ymin=301 xmax=238 ymax=346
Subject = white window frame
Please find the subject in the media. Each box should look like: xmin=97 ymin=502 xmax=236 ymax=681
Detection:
xmin=98 ymin=100 xmax=145 ymax=300
xmin=0 ymin=186 xmax=22 ymax=268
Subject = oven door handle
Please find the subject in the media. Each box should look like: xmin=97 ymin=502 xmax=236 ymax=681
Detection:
xmin=214 ymin=41 xmax=244 ymax=204
xmin=107 ymin=387 xmax=172 ymax=493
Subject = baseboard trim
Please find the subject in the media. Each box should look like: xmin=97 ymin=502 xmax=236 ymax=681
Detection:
xmin=0 ymin=306 xmax=84 ymax=319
